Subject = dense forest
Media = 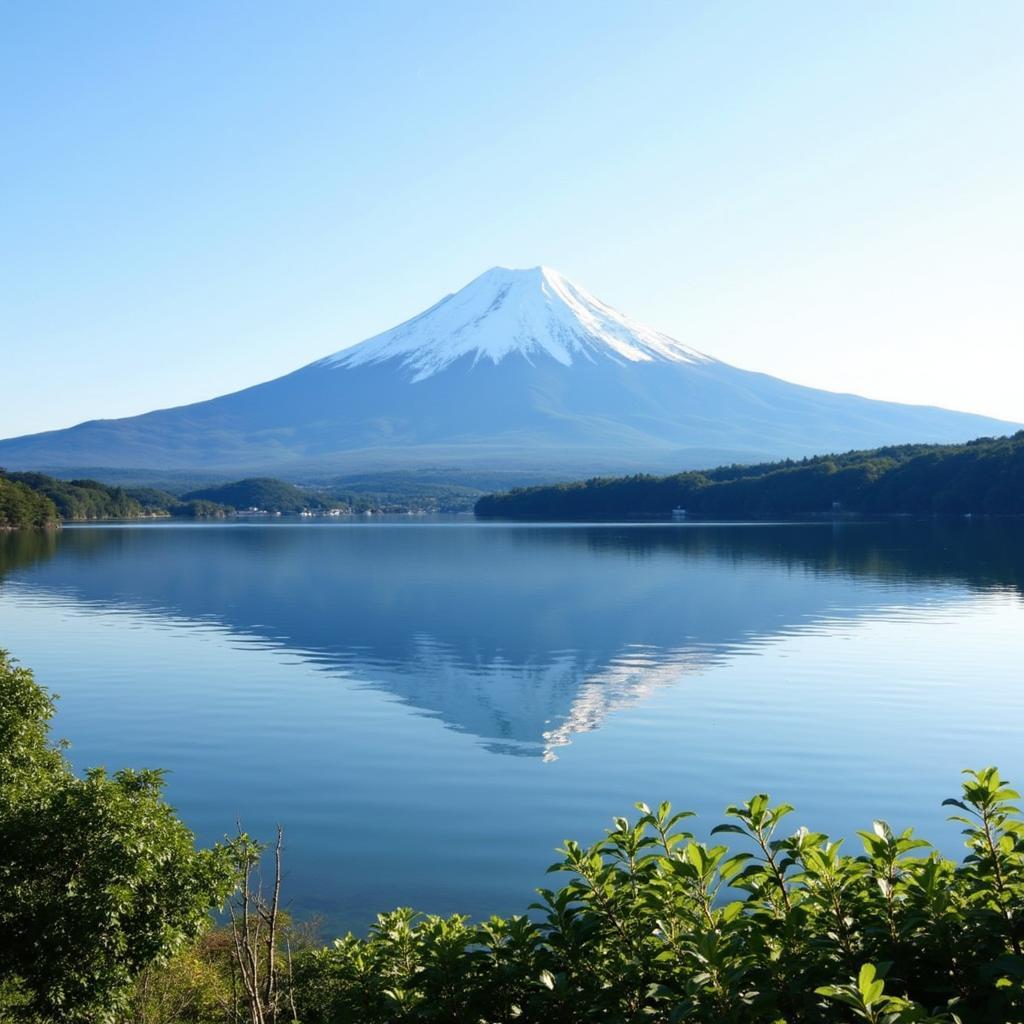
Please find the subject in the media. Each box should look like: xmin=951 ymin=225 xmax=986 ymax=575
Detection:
xmin=3 ymin=649 xmax=1024 ymax=1022
xmin=0 ymin=471 xmax=239 ymax=523
xmin=0 ymin=477 xmax=58 ymax=529
xmin=181 ymin=477 xmax=328 ymax=513
xmin=476 ymin=432 xmax=1024 ymax=519
xmin=2 ymin=472 xmax=145 ymax=521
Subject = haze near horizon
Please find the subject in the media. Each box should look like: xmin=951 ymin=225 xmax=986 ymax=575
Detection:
xmin=2 ymin=1 xmax=1022 ymax=436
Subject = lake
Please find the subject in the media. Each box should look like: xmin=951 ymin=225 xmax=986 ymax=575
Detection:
xmin=1 ymin=518 xmax=1022 ymax=932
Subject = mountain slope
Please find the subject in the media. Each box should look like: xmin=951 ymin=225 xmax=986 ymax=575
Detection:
xmin=0 ymin=266 xmax=1017 ymax=474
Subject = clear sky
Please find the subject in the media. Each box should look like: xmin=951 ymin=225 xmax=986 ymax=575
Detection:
xmin=2 ymin=1 xmax=1022 ymax=437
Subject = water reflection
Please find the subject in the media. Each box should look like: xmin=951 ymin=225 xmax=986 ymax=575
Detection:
xmin=3 ymin=520 xmax=1020 ymax=759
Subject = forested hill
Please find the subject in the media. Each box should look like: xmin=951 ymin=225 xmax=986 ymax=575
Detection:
xmin=0 ymin=471 xmax=223 ymax=525
xmin=180 ymin=477 xmax=314 ymax=513
xmin=0 ymin=477 xmax=59 ymax=529
xmin=3 ymin=472 xmax=145 ymax=521
xmin=475 ymin=432 xmax=1024 ymax=519
xmin=0 ymin=469 xmax=490 ymax=527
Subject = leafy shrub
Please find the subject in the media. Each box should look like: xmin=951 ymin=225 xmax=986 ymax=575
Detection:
xmin=3 ymin=647 xmax=1023 ymax=1022
xmin=294 ymin=772 xmax=1024 ymax=1023
xmin=0 ymin=651 xmax=237 ymax=1022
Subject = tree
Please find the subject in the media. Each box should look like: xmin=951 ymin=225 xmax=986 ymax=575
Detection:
xmin=0 ymin=476 xmax=57 ymax=529
xmin=0 ymin=650 xmax=238 ymax=1021
xmin=227 ymin=827 xmax=299 ymax=1024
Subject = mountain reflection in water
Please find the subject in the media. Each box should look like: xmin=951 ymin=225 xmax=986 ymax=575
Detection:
xmin=2 ymin=520 xmax=1020 ymax=760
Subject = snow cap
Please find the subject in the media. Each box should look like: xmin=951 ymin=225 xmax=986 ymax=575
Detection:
xmin=319 ymin=266 xmax=710 ymax=380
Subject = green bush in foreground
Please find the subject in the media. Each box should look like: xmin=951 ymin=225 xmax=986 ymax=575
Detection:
xmin=292 ymin=773 xmax=1024 ymax=1024
xmin=2 ymin=648 xmax=1023 ymax=1022
xmin=0 ymin=651 xmax=237 ymax=1023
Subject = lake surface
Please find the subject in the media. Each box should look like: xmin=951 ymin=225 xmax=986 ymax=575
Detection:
xmin=1 ymin=518 xmax=1022 ymax=931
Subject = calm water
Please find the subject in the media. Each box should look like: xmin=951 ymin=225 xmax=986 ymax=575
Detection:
xmin=1 ymin=519 xmax=1022 ymax=931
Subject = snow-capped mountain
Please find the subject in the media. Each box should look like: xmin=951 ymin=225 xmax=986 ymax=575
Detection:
xmin=0 ymin=266 xmax=1017 ymax=475
xmin=321 ymin=265 xmax=710 ymax=379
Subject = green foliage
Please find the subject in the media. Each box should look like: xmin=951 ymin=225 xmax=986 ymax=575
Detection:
xmin=4 ymin=466 xmax=563 ymax=519
xmin=170 ymin=498 xmax=233 ymax=519
xmin=0 ymin=471 xmax=247 ymax=521
xmin=2 ymin=471 xmax=143 ymax=521
xmin=0 ymin=475 xmax=58 ymax=529
xmin=477 ymin=431 xmax=1024 ymax=518
xmin=119 ymin=485 xmax=237 ymax=519
xmin=3 ymin=466 xmax=558 ymax=521
xmin=314 ymin=469 xmax=560 ymax=513
xmin=172 ymin=473 xmax=486 ymax=515
xmin=180 ymin=478 xmax=321 ymax=514
xmin=122 ymin=485 xmax=180 ymax=511
xmin=292 ymin=772 xmax=1024 ymax=1023
xmin=815 ymin=963 xmax=955 ymax=1023
xmin=3 ymin=644 xmax=1024 ymax=1022
xmin=120 ymin=937 xmax=231 ymax=1024
xmin=0 ymin=651 xmax=237 ymax=1022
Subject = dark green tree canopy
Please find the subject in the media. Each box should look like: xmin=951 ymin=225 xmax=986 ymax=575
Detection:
xmin=0 ymin=475 xmax=57 ymax=529
xmin=477 ymin=431 xmax=1024 ymax=519
xmin=0 ymin=651 xmax=237 ymax=1022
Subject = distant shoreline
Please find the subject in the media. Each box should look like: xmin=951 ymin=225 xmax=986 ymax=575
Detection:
xmin=475 ymin=433 xmax=1024 ymax=520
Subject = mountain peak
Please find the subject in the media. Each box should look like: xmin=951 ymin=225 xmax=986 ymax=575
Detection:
xmin=2 ymin=263 xmax=1018 ymax=475
xmin=318 ymin=265 xmax=711 ymax=381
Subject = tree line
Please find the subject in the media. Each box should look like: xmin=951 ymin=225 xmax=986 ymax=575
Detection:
xmin=1 ymin=471 xmax=154 ymax=523
xmin=2 ymin=650 xmax=1024 ymax=1022
xmin=0 ymin=473 xmax=328 ymax=524
xmin=0 ymin=470 xmax=487 ymax=526
xmin=476 ymin=432 xmax=1024 ymax=519
xmin=0 ymin=477 xmax=58 ymax=530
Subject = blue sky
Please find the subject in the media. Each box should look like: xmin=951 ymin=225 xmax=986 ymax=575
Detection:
xmin=2 ymin=1 xmax=1022 ymax=436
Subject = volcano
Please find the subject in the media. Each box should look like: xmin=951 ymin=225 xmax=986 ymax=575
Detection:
xmin=1 ymin=266 xmax=1016 ymax=475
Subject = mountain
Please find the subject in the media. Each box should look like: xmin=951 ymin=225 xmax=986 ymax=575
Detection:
xmin=1 ymin=266 xmax=1017 ymax=475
